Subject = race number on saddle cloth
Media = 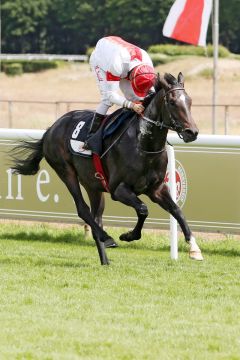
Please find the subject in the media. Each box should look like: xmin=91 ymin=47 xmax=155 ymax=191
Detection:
xmin=90 ymin=36 xmax=156 ymax=114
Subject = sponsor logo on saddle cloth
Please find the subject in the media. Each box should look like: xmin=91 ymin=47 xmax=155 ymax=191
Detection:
xmin=164 ymin=160 xmax=187 ymax=208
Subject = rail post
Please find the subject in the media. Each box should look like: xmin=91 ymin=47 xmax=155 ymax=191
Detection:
xmin=224 ymin=105 xmax=229 ymax=135
xmin=166 ymin=144 xmax=178 ymax=260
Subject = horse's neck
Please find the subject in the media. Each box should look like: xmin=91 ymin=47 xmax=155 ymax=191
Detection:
xmin=138 ymin=91 xmax=167 ymax=153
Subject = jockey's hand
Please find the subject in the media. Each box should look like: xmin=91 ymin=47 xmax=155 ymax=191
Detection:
xmin=132 ymin=103 xmax=145 ymax=114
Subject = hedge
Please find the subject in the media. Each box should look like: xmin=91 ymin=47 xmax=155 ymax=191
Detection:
xmin=147 ymin=44 xmax=230 ymax=58
xmin=149 ymin=53 xmax=175 ymax=66
xmin=4 ymin=63 xmax=23 ymax=76
xmin=1 ymin=60 xmax=59 ymax=74
xmin=86 ymin=44 xmax=230 ymax=68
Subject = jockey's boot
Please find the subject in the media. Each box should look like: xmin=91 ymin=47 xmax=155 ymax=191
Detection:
xmin=84 ymin=112 xmax=105 ymax=150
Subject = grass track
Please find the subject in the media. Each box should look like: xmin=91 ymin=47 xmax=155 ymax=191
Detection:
xmin=0 ymin=222 xmax=240 ymax=360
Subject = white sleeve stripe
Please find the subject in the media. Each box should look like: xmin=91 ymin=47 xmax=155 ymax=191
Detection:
xmin=163 ymin=0 xmax=187 ymax=37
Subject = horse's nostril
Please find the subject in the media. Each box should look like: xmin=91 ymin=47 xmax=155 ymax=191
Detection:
xmin=182 ymin=128 xmax=198 ymax=142
xmin=185 ymin=129 xmax=198 ymax=137
xmin=185 ymin=129 xmax=194 ymax=136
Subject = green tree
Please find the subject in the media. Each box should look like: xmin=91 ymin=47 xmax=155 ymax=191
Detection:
xmin=103 ymin=0 xmax=173 ymax=48
xmin=44 ymin=0 xmax=107 ymax=53
xmin=1 ymin=0 xmax=240 ymax=54
xmin=1 ymin=0 xmax=50 ymax=52
xmin=219 ymin=0 xmax=240 ymax=53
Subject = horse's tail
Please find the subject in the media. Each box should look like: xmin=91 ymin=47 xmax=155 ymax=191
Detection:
xmin=11 ymin=133 xmax=46 ymax=175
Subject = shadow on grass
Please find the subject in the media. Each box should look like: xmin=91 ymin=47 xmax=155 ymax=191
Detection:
xmin=199 ymin=245 xmax=240 ymax=258
xmin=0 ymin=228 xmax=240 ymax=258
xmin=120 ymin=239 xmax=240 ymax=258
xmin=0 ymin=229 xmax=95 ymax=247
xmin=0 ymin=255 xmax=92 ymax=268
xmin=0 ymin=228 xmax=176 ymax=252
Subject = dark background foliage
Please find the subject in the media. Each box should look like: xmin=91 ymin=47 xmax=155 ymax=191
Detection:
xmin=1 ymin=0 xmax=239 ymax=54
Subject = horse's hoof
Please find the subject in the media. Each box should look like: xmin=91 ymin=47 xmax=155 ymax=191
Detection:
xmin=104 ymin=238 xmax=118 ymax=248
xmin=119 ymin=231 xmax=140 ymax=242
xmin=189 ymin=251 xmax=203 ymax=261
xmin=101 ymin=259 xmax=110 ymax=265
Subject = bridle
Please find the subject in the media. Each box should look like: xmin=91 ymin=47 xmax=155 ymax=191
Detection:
xmin=141 ymin=87 xmax=186 ymax=137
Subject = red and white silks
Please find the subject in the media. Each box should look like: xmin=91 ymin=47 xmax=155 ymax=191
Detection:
xmin=163 ymin=0 xmax=213 ymax=46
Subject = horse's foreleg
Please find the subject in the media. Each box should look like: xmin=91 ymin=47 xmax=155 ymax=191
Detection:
xmin=112 ymin=182 xmax=148 ymax=242
xmin=148 ymin=184 xmax=203 ymax=260
xmin=86 ymin=188 xmax=118 ymax=248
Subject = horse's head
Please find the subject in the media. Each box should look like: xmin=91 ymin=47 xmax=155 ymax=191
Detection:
xmin=155 ymin=73 xmax=199 ymax=143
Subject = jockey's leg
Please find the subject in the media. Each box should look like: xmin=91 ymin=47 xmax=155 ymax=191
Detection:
xmin=86 ymin=112 xmax=105 ymax=136
xmin=83 ymin=111 xmax=105 ymax=150
xmin=84 ymin=62 xmax=112 ymax=150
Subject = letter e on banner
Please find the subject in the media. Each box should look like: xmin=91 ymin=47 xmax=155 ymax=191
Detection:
xmin=36 ymin=170 xmax=50 ymax=202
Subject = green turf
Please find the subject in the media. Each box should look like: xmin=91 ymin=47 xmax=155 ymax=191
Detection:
xmin=0 ymin=222 xmax=240 ymax=360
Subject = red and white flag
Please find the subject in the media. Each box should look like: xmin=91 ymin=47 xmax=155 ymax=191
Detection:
xmin=163 ymin=0 xmax=213 ymax=46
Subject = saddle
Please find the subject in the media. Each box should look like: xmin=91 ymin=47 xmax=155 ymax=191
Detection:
xmin=69 ymin=108 xmax=133 ymax=157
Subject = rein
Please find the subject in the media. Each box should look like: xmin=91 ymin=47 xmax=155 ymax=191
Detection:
xmin=100 ymin=114 xmax=136 ymax=159
xmin=141 ymin=114 xmax=183 ymax=135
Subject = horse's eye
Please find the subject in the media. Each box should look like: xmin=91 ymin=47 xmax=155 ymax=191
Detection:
xmin=169 ymin=100 xmax=175 ymax=106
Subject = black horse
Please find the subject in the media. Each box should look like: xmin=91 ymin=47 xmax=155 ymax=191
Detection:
xmin=11 ymin=73 xmax=203 ymax=265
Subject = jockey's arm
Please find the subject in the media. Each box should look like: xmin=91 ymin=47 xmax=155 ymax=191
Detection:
xmin=101 ymin=77 xmax=144 ymax=114
xmin=106 ymin=91 xmax=144 ymax=114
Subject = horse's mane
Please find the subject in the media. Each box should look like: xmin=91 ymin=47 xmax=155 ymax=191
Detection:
xmin=142 ymin=72 xmax=178 ymax=108
xmin=164 ymin=73 xmax=178 ymax=85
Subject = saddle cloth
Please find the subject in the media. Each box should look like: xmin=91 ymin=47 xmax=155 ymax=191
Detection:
xmin=69 ymin=108 xmax=132 ymax=157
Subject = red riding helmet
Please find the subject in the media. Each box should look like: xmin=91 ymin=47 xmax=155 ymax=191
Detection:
xmin=130 ymin=64 xmax=156 ymax=98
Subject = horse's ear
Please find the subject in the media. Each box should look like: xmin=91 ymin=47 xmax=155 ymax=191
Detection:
xmin=178 ymin=72 xmax=184 ymax=87
xmin=154 ymin=73 xmax=170 ymax=92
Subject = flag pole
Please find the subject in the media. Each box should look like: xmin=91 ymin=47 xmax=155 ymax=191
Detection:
xmin=0 ymin=2 xmax=1 ymax=77
xmin=212 ymin=0 xmax=219 ymax=134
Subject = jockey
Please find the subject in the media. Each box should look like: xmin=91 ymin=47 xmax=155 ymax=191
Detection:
xmin=84 ymin=36 xmax=156 ymax=149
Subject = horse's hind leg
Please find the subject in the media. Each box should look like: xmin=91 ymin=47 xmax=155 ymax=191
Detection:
xmin=148 ymin=184 xmax=203 ymax=260
xmin=112 ymin=182 xmax=148 ymax=242
xmin=49 ymin=161 xmax=110 ymax=265
xmin=87 ymin=189 xmax=105 ymax=228
xmin=86 ymin=188 xmax=118 ymax=248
